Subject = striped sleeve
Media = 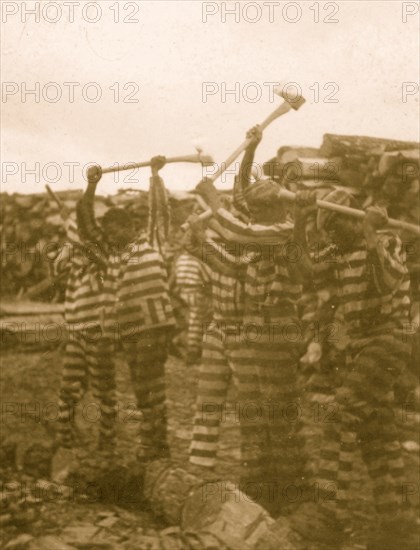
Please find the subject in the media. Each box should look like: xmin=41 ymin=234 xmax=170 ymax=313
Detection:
xmin=208 ymin=208 xmax=293 ymax=244
xmin=186 ymin=236 xmax=244 ymax=279
xmin=368 ymin=233 xmax=408 ymax=293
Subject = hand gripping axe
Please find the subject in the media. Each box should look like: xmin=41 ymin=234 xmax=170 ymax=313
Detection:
xmin=181 ymin=86 xmax=306 ymax=230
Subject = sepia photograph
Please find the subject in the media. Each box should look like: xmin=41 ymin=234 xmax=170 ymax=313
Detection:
xmin=1 ymin=1 xmax=419 ymax=549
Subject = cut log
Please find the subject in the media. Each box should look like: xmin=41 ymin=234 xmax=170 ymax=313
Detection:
xmin=144 ymin=460 xmax=274 ymax=550
xmin=285 ymin=157 xmax=341 ymax=182
xmin=377 ymin=149 xmax=420 ymax=177
xmin=263 ymin=147 xmax=321 ymax=179
xmin=320 ymin=133 xmax=419 ymax=158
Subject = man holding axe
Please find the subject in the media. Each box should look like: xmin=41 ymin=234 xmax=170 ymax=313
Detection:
xmin=77 ymin=156 xmax=176 ymax=461
xmin=193 ymin=125 xmax=306 ymax=512
xmin=57 ymin=156 xmax=175 ymax=461
xmin=289 ymin=190 xmax=417 ymax=549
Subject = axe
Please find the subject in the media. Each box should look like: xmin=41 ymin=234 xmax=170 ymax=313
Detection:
xmin=277 ymin=188 xmax=420 ymax=236
xmin=181 ymin=86 xmax=306 ymax=230
xmin=94 ymin=151 xmax=214 ymax=176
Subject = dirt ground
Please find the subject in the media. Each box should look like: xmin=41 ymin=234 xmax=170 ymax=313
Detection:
xmin=1 ymin=347 xmax=419 ymax=549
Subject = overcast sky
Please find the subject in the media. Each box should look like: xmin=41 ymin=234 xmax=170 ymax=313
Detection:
xmin=1 ymin=0 xmax=419 ymax=195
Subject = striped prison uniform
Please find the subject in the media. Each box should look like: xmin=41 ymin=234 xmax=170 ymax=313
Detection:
xmin=187 ymin=231 xmax=248 ymax=467
xmin=199 ymin=208 xmax=304 ymax=493
xmin=76 ymin=176 xmax=175 ymax=458
xmin=174 ymin=252 xmax=212 ymax=360
xmin=58 ymin=217 xmax=117 ymax=451
xmin=312 ymin=233 xmax=412 ymax=524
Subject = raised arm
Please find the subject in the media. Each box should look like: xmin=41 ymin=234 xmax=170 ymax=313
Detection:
xmin=292 ymin=191 xmax=318 ymax=282
xmin=238 ymin=125 xmax=262 ymax=196
xmin=194 ymin=179 xmax=292 ymax=245
xmin=76 ymin=165 xmax=104 ymax=244
xmin=148 ymin=156 xmax=170 ymax=252
xmin=76 ymin=165 xmax=108 ymax=268
xmin=182 ymin=215 xmax=245 ymax=279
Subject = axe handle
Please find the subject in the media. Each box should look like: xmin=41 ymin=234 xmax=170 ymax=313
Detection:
xmin=184 ymin=189 xmax=420 ymax=236
xmin=210 ymin=101 xmax=292 ymax=182
xmin=45 ymin=184 xmax=64 ymax=209
xmin=181 ymin=100 xmax=293 ymax=230
xmin=101 ymin=155 xmax=204 ymax=175
xmin=277 ymin=189 xmax=420 ymax=236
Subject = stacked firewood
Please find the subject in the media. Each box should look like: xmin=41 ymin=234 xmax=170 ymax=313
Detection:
xmin=264 ymin=133 xmax=419 ymax=225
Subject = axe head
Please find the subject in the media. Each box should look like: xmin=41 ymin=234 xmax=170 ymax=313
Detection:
xmin=198 ymin=153 xmax=215 ymax=166
xmin=194 ymin=144 xmax=214 ymax=166
xmin=274 ymin=85 xmax=306 ymax=110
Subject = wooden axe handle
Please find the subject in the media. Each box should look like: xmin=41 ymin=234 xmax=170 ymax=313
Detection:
xmin=210 ymin=101 xmax=293 ymax=181
xmin=101 ymin=154 xmax=206 ymax=175
xmin=45 ymin=184 xmax=64 ymax=209
xmin=277 ymin=189 xmax=420 ymax=235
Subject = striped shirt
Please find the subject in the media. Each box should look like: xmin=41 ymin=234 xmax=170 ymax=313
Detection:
xmin=174 ymin=252 xmax=211 ymax=292
xmin=186 ymin=233 xmax=246 ymax=325
xmin=69 ymin=183 xmax=175 ymax=337
xmin=312 ymin=233 xmax=411 ymax=336
xmin=111 ymin=239 xmax=175 ymax=337
xmin=206 ymin=208 xmax=302 ymax=325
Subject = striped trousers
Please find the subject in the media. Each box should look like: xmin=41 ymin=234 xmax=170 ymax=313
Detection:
xmin=239 ymin=325 xmax=303 ymax=491
xmin=180 ymin=289 xmax=210 ymax=359
xmin=317 ymin=331 xmax=410 ymax=522
xmin=58 ymin=329 xmax=117 ymax=451
xmin=122 ymin=328 xmax=170 ymax=459
xmin=189 ymin=321 xmax=258 ymax=468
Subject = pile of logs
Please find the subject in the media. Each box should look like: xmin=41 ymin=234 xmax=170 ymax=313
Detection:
xmin=264 ymin=133 xmax=419 ymax=228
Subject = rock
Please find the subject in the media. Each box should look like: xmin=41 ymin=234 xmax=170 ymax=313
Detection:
xmin=96 ymin=516 xmax=119 ymax=528
xmin=29 ymin=536 xmax=77 ymax=550
xmin=5 ymin=534 xmax=34 ymax=549
xmin=0 ymin=513 xmax=12 ymax=526
xmin=61 ymin=525 xmax=100 ymax=543
xmin=402 ymin=440 xmax=420 ymax=453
